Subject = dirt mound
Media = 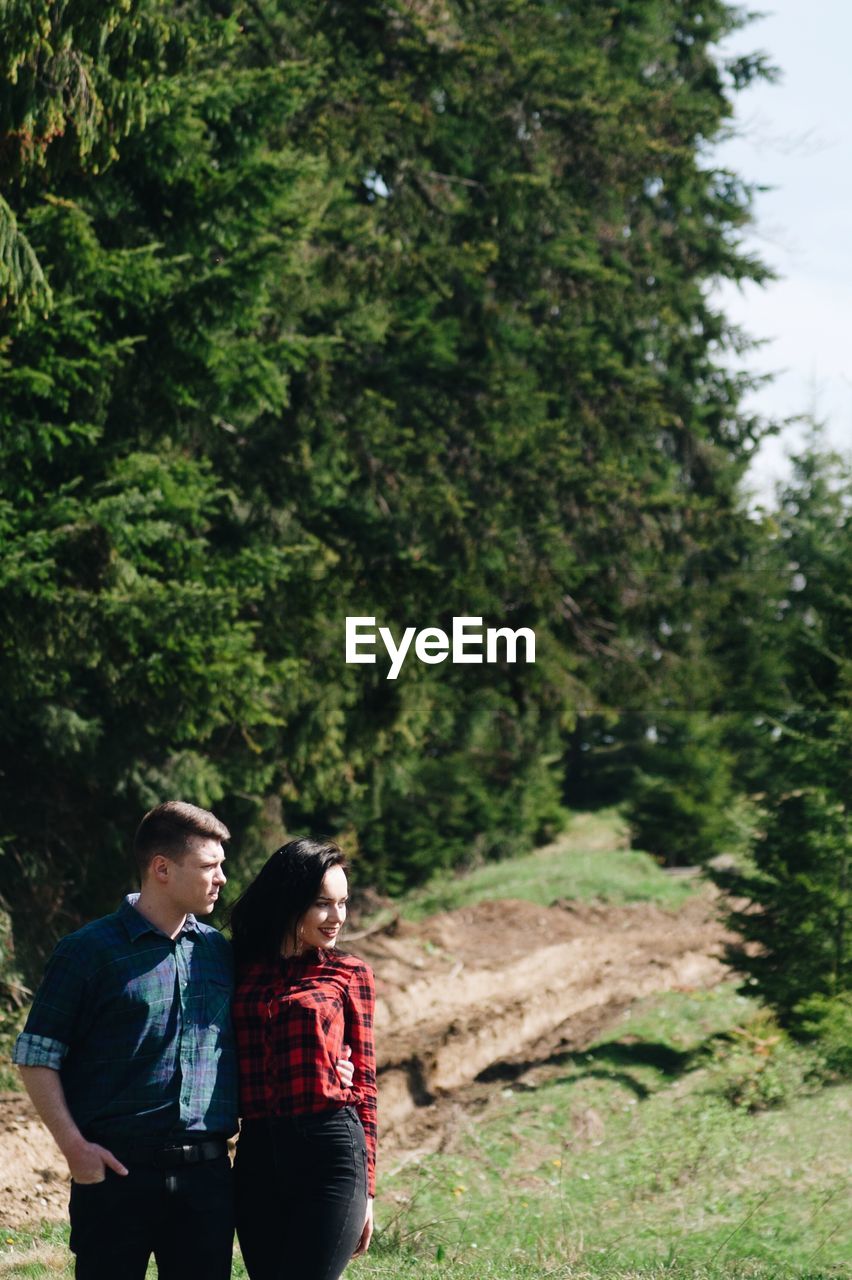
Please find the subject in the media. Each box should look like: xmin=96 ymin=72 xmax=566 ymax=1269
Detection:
xmin=359 ymin=891 xmax=730 ymax=1137
xmin=0 ymin=888 xmax=732 ymax=1228
xmin=0 ymin=1091 xmax=70 ymax=1227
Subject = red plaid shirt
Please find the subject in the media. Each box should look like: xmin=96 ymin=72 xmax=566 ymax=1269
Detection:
xmin=233 ymin=948 xmax=377 ymax=1195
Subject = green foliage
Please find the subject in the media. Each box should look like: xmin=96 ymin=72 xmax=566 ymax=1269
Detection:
xmin=1 ymin=0 xmax=782 ymax=976
xmin=567 ymin=489 xmax=786 ymax=860
xmin=713 ymin=444 xmax=852 ymax=1054
xmin=391 ymin=810 xmax=699 ymax=920
xmin=0 ymin=0 xmax=188 ymax=313
xmin=624 ymin=713 xmax=750 ymax=865
xmin=795 ymin=993 xmax=852 ymax=1076
xmin=706 ymin=1010 xmax=826 ymax=1112
xmin=0 ymin=899 xmax=29 ymax=1089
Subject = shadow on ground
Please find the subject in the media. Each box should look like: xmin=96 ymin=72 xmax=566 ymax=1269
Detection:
xmin=476 ymin=1033 xmax=729 ymax=1098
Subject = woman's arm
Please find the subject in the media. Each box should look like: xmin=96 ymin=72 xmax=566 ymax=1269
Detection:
xmin=344 ymin=962 xmax=378 ymax=1199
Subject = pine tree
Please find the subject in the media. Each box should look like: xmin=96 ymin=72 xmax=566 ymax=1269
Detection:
xmin=715 ymin=443 xmax=851 ymax=1062
xmin=1 ymin=0 xmax=781 ymax=973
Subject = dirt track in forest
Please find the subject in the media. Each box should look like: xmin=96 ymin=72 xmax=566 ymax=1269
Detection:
xmin=0 ymin=886 xmax=731 ymax=1227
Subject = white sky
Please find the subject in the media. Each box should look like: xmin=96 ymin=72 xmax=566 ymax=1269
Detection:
xmin=710 ymin=1 xmax=852 ymax=502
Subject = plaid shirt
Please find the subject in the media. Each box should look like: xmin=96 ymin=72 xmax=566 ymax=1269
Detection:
xmin=13 ymin=894 xmax=238 ymax=1141
xmin=233 ymin=949 xmax=377 ymax=1195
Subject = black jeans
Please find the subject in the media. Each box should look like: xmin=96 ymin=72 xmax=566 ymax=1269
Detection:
xmin=235 ymin=1107 xmax=369 ymax=1280
xmin=68 ymin=1154 xmax=234 ymax=1280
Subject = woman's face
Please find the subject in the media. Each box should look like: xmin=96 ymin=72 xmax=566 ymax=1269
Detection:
xmin=297 ymin=864 xmax=348 ymax=952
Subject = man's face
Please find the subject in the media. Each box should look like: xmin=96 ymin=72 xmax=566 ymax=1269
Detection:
xmin=164 ymin=838 xmax=227 ymax=916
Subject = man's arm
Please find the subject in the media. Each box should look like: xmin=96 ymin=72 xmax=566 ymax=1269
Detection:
xmin=19 ymin=1066 xmax=128 ymax=1184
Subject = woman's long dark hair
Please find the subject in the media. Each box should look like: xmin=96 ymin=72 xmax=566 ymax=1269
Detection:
xmin=228 ymin=838 xmax=347 ymax=966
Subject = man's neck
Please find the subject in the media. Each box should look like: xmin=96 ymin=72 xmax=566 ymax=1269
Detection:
xmin=134 ymin=888 xmax=188 ymax=940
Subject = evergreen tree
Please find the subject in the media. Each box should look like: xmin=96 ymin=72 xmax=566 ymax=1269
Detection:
xmin=1 ymin=0 xmax=779 ymax=975
xmin=715 ymin=443 xmax=851 ymax=1060
xmin=0 ymin=2 xmax=328 ymax=963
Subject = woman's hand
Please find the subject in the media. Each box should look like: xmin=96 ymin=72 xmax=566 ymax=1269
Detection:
xmin=352 ymin=1198 xmax=374 ymax=1256
xmin=335 ymin=1042 xmax=354 ymax=1089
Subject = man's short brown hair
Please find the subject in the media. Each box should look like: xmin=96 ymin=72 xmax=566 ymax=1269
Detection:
xmin=134 ymin=801 xmax=230 ymax=875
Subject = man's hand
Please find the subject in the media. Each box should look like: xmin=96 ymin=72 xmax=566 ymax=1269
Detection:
xmin=352 ymin=1197 xmax=374 ymax=1257
xmin=335 ymin=1042 xmax=355 ymax=1089
xmin=66 ymin=1137 xmax=129 ymax=1184
xmin=19 ymin=1066 xmax=129 ymax=1185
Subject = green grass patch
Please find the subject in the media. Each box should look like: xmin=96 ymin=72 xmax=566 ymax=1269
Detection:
xmin=0 ymin=1227 xmax=251 ymax=1279
xmin=362 ymin=985 xmax=850 ymax=1280
xmin=0 ymin=1224 xmax=70 ymax=1278
xmin=395 ymin=810 xmax=700 ymax=920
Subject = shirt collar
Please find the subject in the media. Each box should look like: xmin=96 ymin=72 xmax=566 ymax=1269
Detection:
xmin=120 ymin=893 xmax=200 ymax=941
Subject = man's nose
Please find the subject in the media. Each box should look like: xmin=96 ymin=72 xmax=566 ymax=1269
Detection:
xmin=215 ymin=867 xmax=227 ymax=885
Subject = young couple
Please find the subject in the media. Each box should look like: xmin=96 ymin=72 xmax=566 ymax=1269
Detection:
xmin=14 ymin=801 xmax=376 ymax=1280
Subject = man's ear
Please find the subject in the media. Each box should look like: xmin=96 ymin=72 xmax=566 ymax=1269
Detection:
xmin=149 ymin=854 xmax=172 ymax=883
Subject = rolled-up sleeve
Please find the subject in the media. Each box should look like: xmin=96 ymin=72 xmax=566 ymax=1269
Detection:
xmin=12 ymin=1031 xmax=68 ymax=1069
xmin=12 ymin=940 xmax=88 ymax=1071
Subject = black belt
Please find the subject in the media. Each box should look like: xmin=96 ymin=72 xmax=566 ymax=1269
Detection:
xmin=99 ymin=1138 xmax=228 ymax=1169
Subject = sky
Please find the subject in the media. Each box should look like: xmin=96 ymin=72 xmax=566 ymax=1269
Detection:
xmin=710 ymin=1 xmax=852 ymax=502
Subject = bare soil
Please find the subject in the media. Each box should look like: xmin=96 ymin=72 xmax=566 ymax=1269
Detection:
xmin=0 ymin=887 xmax=731 ymax=1228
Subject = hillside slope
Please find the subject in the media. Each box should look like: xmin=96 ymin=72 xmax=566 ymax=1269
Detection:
xmin=1 ymin=875 xmax=729 ymax=1227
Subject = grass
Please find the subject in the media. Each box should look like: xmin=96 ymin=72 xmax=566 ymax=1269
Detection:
xmin=357 ymin=985 xmax=850 ymax=1280
xmin=0 ymin=1226 xmax=69 ymax=1279
xmin=394 ymin=809 xmax=701 ymax=920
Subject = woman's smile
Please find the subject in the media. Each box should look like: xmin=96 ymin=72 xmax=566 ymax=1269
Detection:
xmin=297 ymin=865 xmax=349 ymax=951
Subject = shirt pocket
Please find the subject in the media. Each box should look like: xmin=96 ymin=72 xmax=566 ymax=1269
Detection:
xmin=205 ymin=979 xmax=231 ymax=1028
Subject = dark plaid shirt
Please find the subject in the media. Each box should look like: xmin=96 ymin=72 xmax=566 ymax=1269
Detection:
xmin=13 ymin=895 xmax=238 ymax=1141
xmin=233 ymin=948 xmax=378 ymax=1195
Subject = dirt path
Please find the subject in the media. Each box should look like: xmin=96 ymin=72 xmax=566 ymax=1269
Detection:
xmin=0 ymin=1091 xmax=68 ymax=1227
xmin=0 ymin=888 xmax=731 ymax=1228
xmin=361 ymin=889 xmax=730 ymax=1138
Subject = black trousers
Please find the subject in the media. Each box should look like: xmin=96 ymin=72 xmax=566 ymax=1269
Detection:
xmin=68 ymin=1154 xmax=234 ymax=1280
xmin=235 ymin=1107 xmax=369 ymax=1280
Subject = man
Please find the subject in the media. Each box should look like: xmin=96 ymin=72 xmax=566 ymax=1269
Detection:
xmin=14 ymin=801 xmax=353 ymax=1279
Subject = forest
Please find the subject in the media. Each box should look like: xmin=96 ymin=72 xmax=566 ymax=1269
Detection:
xmin=0 ymin=0 xmax=849 ymax=1060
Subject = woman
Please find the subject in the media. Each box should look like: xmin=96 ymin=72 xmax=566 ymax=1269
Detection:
xmin=229 ymin=839 xmax=376 ymax=1280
